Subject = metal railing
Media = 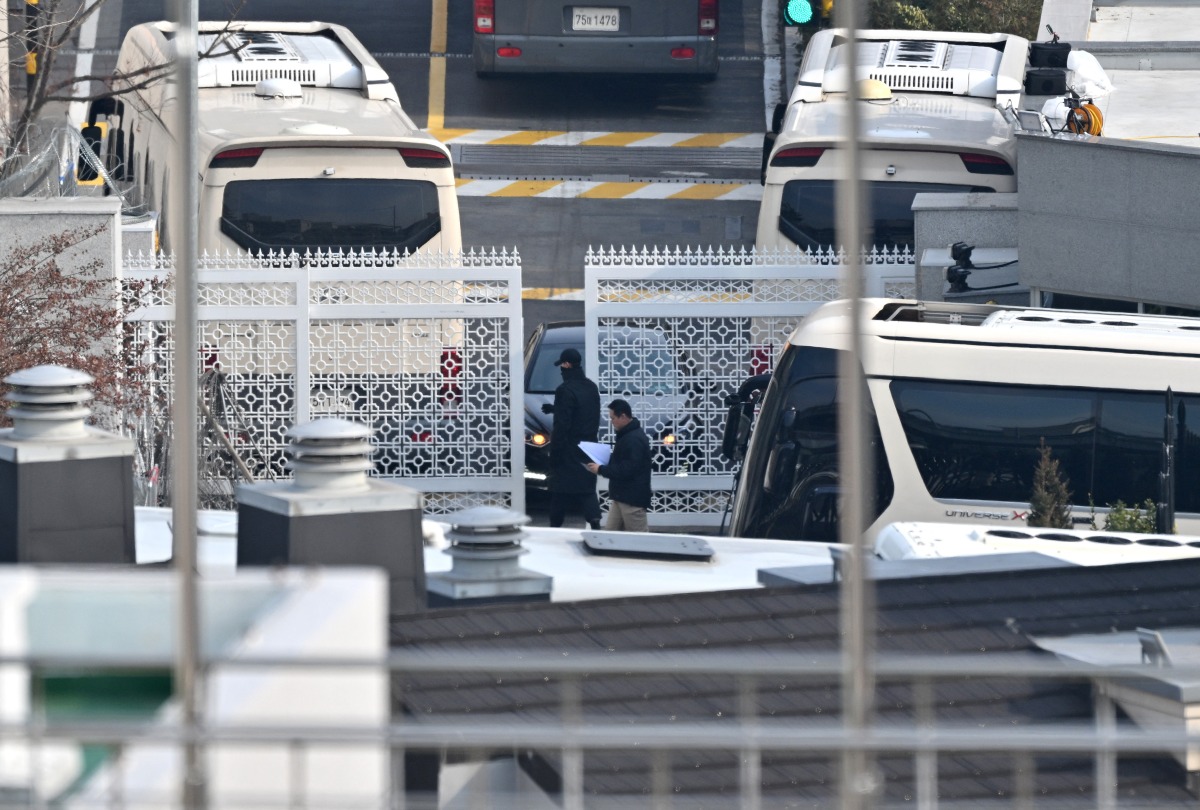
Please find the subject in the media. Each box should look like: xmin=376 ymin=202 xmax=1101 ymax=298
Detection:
xmin=5 ymin=649 xmax=1197 ymax=809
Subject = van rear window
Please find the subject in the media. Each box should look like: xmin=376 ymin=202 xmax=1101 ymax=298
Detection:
xmin=778 ymin=180 xmax=993 ymax=250
xmin=220 ymin=179 xmax=441 ymax=253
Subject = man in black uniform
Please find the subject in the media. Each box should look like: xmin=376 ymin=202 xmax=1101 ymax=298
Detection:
xmin=586 ymin=398 xmax=652 ymax=532
xmin=541 ymin=347 xmax=602 ymax=529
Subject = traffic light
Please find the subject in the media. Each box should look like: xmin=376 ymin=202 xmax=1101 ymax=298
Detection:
xmin=782 ymin=0 xmax=816 ymax=26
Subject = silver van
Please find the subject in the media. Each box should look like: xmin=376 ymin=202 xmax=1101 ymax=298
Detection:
xmin=472 ymin=0 xmax=719 ymax=78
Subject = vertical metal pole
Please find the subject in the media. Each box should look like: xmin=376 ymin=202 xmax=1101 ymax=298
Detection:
xmin=168 ymin=0 xmax=204 ymax=807
xmin=1095 ymin=683 xmax=1117 ymax=810
xmin=833 ymin=1 xmax=876 ymax=809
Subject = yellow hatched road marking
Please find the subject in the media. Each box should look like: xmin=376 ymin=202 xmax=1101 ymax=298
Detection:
xmin=429 ymin=128 xmax=476 ymax=141
xmin=580 ymin=131 xmax=657 ymax=146
xmin=491 ymin=130 xmax=569 ymax=145
xmin=489 ymin=180 xmax=563 ymax=197
xmin=669 ymin=184 xmax=739 ymax=200
xmin=674 ymin=133 xmax=749 ymax=147
xmin=523 ymin=288 xmax=583 ymax=300
xmin=580 ymin=182 xmax=652 ymax=199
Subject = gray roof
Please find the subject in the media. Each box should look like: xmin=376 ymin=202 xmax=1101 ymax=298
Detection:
xmin=392 ymin=557 xmax=1200 ymax=804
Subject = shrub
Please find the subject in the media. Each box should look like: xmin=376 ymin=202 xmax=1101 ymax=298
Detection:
xmin=1028 ymin=439 xmax=1072 ymax=529
xmin=1103 ymin=499 xmax=1160 ymax=534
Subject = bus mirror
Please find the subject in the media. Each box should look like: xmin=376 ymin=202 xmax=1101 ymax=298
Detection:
xmin=760 ymin=132 xmax=777 ymax=186
xmin=770 ymin=102 xmax=786 ymax=134
xmin=764 ymin=441 xmax=797 ymax=494
xmin=721 ymin=400 xmax=753 ymax=461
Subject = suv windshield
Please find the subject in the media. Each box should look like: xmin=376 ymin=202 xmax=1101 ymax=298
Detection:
xmin=779 ymin=180 xmax=994 ymax=250
xmin=220 ymin=179 xmax=441 ymax=252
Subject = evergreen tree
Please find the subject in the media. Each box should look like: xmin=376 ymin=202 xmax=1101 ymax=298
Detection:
xmin=1028 ymin=439 xmax=1072 ymax=528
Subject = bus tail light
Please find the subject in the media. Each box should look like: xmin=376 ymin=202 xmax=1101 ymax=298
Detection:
xmin=770 ymin=147 xmax=824 ymax=167
xmin=474 ymin=0 xmax=494 ymax=33
xmin=209 ymin=147 xmax=263 ymax=169
xmin=699 ymin=0 xmax=718 ymax=34
xmin=399 ymin=147 xmax=451 ymax=169
xmin=959 ymin=152 xmax=1014 ymax=175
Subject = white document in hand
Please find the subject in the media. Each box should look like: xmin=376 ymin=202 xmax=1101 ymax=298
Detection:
xmin=578 ymin=441 xmax=611 ymax=466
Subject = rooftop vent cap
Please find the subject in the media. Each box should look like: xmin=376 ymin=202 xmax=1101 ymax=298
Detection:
xmin=444 ymin=506 xmax=532 ymax=559
xmin=285 ymin=417 xmax=374 ymax=491
xmin=3 ymin=365 xmax=93 ymax=441
xmin=255 ymin=77 xmax=303 ymax=98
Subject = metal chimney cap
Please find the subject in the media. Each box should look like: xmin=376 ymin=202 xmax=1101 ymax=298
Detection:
xmin=4 ymin=365 xmax=94 ymax=389
xmin=446 ymin=506 xmax=531 ymax=531
xmin=286 ymin=418 xmax=372 ymax=443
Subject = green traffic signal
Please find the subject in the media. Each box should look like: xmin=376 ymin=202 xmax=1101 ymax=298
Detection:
xmin=783 ymin=0 xmax=815 ymax=25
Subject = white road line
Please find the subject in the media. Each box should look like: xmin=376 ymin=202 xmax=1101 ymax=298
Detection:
xmin=68 ymin=0 xmax=103 ymax=126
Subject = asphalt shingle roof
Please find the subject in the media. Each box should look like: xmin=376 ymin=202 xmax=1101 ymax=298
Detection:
xmin=391 ymin=556 xmax=1200 ymax=804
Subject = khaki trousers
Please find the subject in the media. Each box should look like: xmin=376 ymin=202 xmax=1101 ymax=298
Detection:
xmin=604 ymin=500 xmax=648 ymax=532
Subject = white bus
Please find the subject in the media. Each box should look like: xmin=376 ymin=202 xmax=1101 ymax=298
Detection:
xmin=756 ymin=29 xmax=1035 ymax=251
xmin=724 ymin=299 xmax=1200 ymax=541
xmin=85 ymin=20 xmax=461 ymax=256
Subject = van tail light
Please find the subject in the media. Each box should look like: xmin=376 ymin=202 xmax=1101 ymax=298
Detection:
xmin=399 ymin=147 xmax=451 ymax=169
xmin=699 ymin=0 xmax=718 ymax=34
xmin=671 ymin=46 xmax=696 ymax=59
xmin=770 ymin=147 xmax=824 ymax=167
xmin=474 ymin=0 xmax=495 ymax=33
xmin=209 ymin=147 xmax=263 ymax=169
xmin=959 ymin=152 xmax=1014 ymax=175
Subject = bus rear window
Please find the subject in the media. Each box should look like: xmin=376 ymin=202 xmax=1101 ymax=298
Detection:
xmin=220 ymin=179 xmax=441 ymax=253
xmin=778 ymin=180 xmax=994 ymax=250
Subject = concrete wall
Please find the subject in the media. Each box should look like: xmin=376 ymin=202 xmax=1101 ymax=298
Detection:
xmin=912 ymin=192 xmax=1021 ymax=303
xmin=1017 ymin=133 xmax=1200 ymax=310
xmin=0 ymin=197 xmax=122 ymax=277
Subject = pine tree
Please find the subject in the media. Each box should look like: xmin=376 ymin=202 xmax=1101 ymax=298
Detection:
xmin=1028 ymin=439 xmax=1073 ymax=528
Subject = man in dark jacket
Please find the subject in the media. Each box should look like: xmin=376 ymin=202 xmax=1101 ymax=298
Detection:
xmin=542 ymin=347 xmax=602 ymax=529
xmin=586 ymin=398 xmax=652 ymax=532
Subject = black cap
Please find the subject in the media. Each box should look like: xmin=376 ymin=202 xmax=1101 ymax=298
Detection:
xmin=554 ymin=347 xmax=582 ymax=366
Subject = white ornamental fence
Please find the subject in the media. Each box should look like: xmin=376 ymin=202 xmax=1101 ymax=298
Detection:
xmin=122 ymin=250 xmax=525 ymax=515
xmin=584 ymin=245 xmax=915 ymax=529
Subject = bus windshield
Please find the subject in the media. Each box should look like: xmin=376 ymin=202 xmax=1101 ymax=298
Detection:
xmin=220 ymin=178 xmax=442 ymax=252
xmin=778 ymin=180 xmax=995 ymax=250
xmin=731 ymin=344 xmax=893 ymax=541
